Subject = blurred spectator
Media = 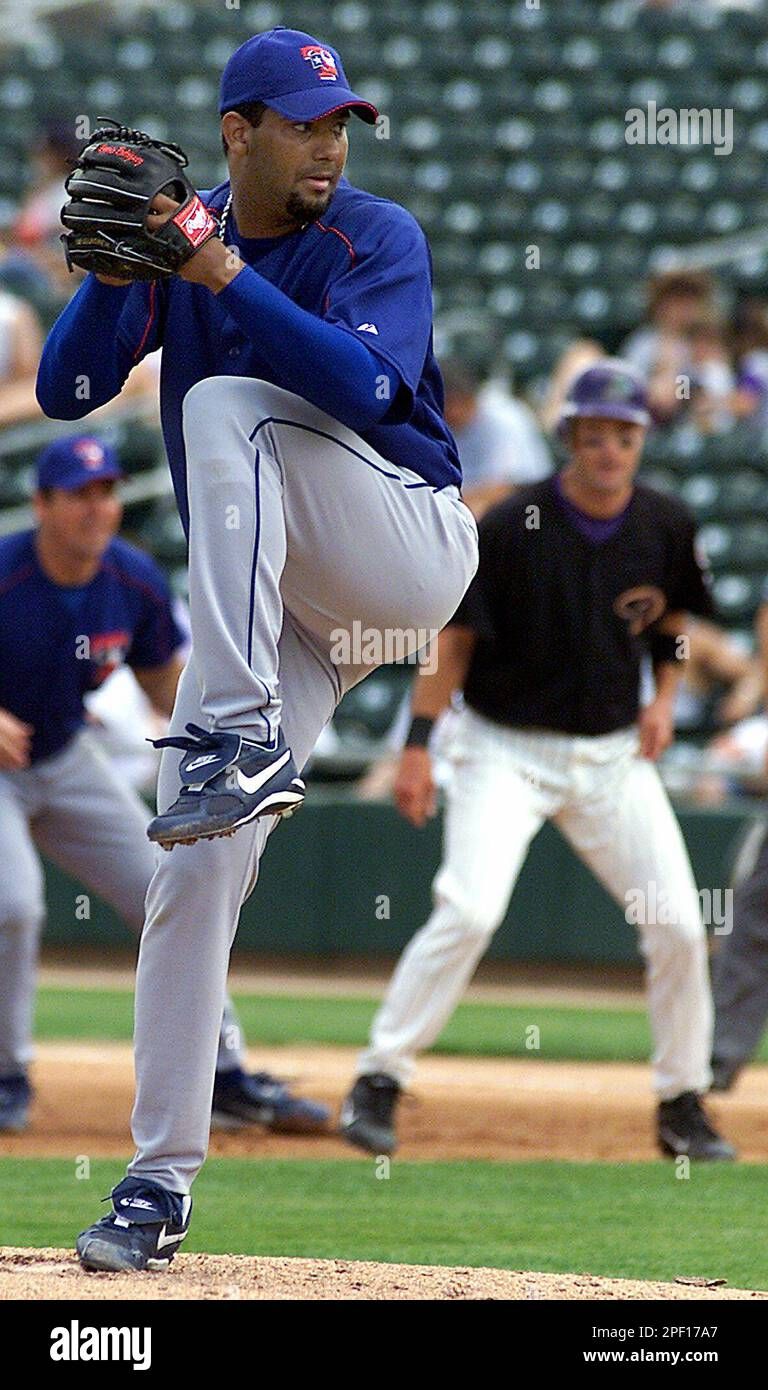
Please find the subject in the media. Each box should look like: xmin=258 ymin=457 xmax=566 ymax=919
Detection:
xmin=441 ymin=359 xmax=551 ymax=520
xmin=0 ymin=287 xmax=44 ymax=428
xmin=621 ymin=270 xmax=716 ymax=425
xmin=540 ymin=339 xmax=605 ymax=434
xmin=672 ymin=619 xmax=761 ymax=732
xmin=11 ymin=120 xmax=83 ymax=303
xmin=728 ymin=299 xmax=768 ymax=433
xmin=658 ymin=610 xmax=768 ymax=805
xmin=687 ymin=315 xmax=736 ymax=436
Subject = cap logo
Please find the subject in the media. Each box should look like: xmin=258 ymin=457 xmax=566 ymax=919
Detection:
xmin=602 ymin=374 xmax=637 ymax=402
xmin=74 ymin=440 xmax=105 ymax=469
xmin=300 ymin=45 xmax=339 ymax=81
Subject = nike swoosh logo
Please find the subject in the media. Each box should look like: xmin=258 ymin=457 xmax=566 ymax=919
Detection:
xmin=156 ymin=1223 xmax=185 ymax=1250
xmin=186 ymin=754 xmax=220 ymax=772
xmin=236 ymin=749 xmax=290 ymax=795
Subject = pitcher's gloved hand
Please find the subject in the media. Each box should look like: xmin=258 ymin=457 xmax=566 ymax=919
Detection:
xmin=60 ymin=118 xmax=218 ymax=281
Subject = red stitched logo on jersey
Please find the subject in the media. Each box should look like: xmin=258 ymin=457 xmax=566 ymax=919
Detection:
xmin=88 ymin=631 xmax=130 ymax=683
xmin=613 ymin=586 xmax=667 ymax=636
xmin=300 ymin=45 xmax=339 ymax=80
xmin=96 ymin=143 xmax=144 ymax=165
xmin=73 ymin=439 xmax=105 ymax=470
xmin=173 ymin=197 xmax=215 ymax=247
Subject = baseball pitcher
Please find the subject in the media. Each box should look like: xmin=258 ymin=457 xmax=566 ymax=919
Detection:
xmin=36 ymin=28 xmax=478 ymax=1270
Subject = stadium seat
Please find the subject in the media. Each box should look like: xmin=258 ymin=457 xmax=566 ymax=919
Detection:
xmin=0 ymin=0 xmax=766 ymax=643
xmin=711 ymin=574 xmax=765 ymax=626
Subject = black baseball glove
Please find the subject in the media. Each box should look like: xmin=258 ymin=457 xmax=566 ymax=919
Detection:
xmin=60 ymin=119 xmax=219 ymax=281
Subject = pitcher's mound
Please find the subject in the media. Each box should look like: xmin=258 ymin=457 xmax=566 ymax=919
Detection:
xmin=0 ymin=1247 xmax=764 ymax=1300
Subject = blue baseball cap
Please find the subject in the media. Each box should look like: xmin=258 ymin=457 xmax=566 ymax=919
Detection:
xmin=559 ymin=359 xmax=651 ymax=431
xmin=219 ymin=27 xmax=378 ymax=125
xmin=36 ymin=436 xmax=122 ymax=491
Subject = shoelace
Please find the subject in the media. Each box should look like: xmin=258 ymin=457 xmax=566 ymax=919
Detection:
xmin=149 ymin=721 xmax=224 ymax=755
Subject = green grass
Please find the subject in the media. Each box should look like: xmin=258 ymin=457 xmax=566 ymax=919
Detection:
xmin=35 ymin=986 xmax=659 ymax=1059
xmin=1 ymin=1157 xmax=766 ymax=1289
xmin=34 ymin=985 xmax=768 ymax=1062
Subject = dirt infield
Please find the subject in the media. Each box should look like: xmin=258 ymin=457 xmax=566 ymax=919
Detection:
xmin=2 ymin=1042 xmax=768 ymax=1162
xmin=1 ymin=1245 xmax=765 ymax=1300
xmin=4 ymin=1044 xmax=767 ymax=1300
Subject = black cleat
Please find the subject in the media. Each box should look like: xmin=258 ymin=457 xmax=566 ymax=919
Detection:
xmin=339 ymin=1073 xmax=401 ymax=1155
xmin=76 ymin=1176 xmax=192 ymax=1272
xmin=657 ymin=1091 xmax=736 ymax=1161
xmin=709 ymin=1056 xmax=743 ymax=1094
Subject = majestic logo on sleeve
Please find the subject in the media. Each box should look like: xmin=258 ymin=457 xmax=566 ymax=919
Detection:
xmin=300 ymin=45 xmax=339 ymax=80
xmin=613 ymin=586 xmax=667 ymax=635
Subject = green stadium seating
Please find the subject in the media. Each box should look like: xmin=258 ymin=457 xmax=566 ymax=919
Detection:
xmin=2 ymin=0 xmax=768 ymax=721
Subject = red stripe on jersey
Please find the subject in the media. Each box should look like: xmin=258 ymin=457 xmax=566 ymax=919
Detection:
xmin=316 ymin=222 xmax=357 ymax=266
xmin=133 ymin=280 xmax=157 ymax=362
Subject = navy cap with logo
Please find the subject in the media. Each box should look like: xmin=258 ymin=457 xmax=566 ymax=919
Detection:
xmin=219 ymin=27 xmax=379 ymax=125
xmin=36 ymin=436 xmax=122 ymax=492
xmin=559 ymin=359 xmax=651 ymax=432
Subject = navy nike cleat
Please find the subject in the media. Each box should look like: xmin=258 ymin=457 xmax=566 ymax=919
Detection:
xmin=76 ymin=1176 xmax=192 ymax=1273
xmin=0 ymin=1074 xmax=31 ymax=1132
xmin=211 ymin=1067 xmax=331 ymax=1134
xmin=146 ymin=723 xmax=305 ymax=848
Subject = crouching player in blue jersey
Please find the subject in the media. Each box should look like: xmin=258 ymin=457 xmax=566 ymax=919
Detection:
xmin=36 ymin=28 xmax=478 ymax=1270
xmin=0 ymin=434 xmax=330 ymax=1137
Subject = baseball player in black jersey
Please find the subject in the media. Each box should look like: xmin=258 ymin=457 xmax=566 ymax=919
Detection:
xmin=340 ymin=359 xmax=735 ymax=1162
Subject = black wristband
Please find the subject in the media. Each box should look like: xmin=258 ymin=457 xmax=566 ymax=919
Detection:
xmin=405 ymin=716 xmax=435 ymax=748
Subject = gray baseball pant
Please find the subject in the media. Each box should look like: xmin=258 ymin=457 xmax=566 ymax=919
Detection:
xmin=126 ymin=377 xmax=479 ymax=1194
xmin=0 ymin=729 xmax=246 ymax=1077
xmin=712 ymin=819 xmax=768 ymax=1068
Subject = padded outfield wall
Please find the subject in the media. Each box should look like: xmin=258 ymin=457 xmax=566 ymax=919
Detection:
xmin=39 ymin=797 xmax=758 ymax=965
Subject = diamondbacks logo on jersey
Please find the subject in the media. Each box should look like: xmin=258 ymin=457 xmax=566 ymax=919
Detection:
xmin=300 ymin=45 xmax=339 ymax=81
xmin=88 ymin=630 xmax=130 ymax=683
xmin=613 ymin=585 xmax=667 ymax=635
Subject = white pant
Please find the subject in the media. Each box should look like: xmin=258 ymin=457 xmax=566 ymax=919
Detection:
xmin=359 ymin=707 xmax=713 ymax=1099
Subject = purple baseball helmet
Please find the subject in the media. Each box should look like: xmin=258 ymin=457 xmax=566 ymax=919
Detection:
xmin=558 ymin=358 xmax=651 ymax=433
